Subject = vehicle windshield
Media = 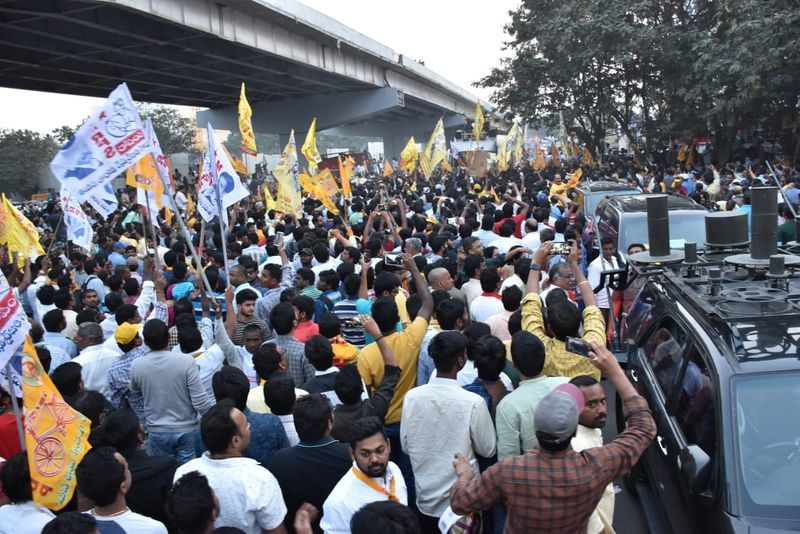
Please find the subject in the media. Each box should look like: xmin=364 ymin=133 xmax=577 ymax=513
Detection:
xmin=620 ymin=212 xmax=707 ymax=253
xmin=733 ymin=373 xmax=800 ymax=518
xmin=584 ymin=189 xmax=639 ymax=220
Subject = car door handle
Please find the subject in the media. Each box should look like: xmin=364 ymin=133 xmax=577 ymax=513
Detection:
xmin=630 ymin=369 xmax=638 ymax=382
xmin=656 ymin=435 xmax=668 ymax=456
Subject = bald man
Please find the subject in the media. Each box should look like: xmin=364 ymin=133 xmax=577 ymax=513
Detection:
xmin=427 ymin=267 xmax=468 ymax=307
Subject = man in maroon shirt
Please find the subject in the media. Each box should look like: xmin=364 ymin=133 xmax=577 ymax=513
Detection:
xmin=492 ymin=187 xmax=530 ymax=238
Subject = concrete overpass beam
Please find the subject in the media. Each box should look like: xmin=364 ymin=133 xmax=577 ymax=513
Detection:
xmin=196 ymin=87 xmax=405 ymax=135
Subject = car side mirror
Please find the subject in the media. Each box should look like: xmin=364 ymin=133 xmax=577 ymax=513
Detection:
xmin=679 ymin=445 xmax=714 ymax=505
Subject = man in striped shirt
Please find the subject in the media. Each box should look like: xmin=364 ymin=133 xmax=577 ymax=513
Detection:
xmin=333 ymin=273 xmax=365 ymax=348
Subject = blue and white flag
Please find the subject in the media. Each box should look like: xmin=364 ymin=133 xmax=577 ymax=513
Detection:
xmin=60 ymin=188 xmax=94 ymax=252
xmin=85 ymin=182 xmax=119 ymax=219
xmin=50 ymin=83 xmax=150 ymax=203
xmin=197 ymin=123 xmax=249 ymax=223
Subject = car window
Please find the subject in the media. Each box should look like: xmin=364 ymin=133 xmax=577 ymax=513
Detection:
xmin=671 ymin=346 xmax=716 ymax=457
xmin=643 ymin=318 xmax=689 ymax=397
xmin=734 ymin=373 xmax=800 ymax=514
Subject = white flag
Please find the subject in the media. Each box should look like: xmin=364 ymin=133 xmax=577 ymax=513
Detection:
xmin=50 ymin=83 xmax=149 ymax=202
xmin=60 ymin=188 xmax=94 ymax=252
xmin=0 ymin=269 xmax=30 ymax=371
xmin=197 ymin=123 xmax=249 ymax=223
xmin=136 ymin=187 xmax=160 ymax=222
xmin=85 ymin=182 xmax=119 ymax=220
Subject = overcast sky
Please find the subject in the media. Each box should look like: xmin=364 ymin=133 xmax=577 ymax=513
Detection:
xmin=0 ymin=0 xmax=517 ymax=134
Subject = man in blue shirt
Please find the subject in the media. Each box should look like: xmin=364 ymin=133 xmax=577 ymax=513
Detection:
xmin=211 ymin=366 xmax=289 ymax=466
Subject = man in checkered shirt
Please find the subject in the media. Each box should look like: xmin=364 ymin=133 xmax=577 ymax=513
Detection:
xmin=449 ymin=341 xmax=655 ymax=533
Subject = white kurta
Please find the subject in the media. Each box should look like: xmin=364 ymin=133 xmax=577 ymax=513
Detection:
xmin=320 ymin=461 xmax=407 ymax=534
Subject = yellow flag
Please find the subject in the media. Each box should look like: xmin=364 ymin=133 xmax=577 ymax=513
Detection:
xmin=0 ymin=194 xmax=45 ymax=261
xmin=399 ymin=137 xmax=418 ymax=174
xmin=513 ymin=124 xmax=524 ymax=165
xmin=298 ymin=171 xmax=318 ymax=198
xmin=419 ymin=117 xmax=446 ymax=179
xmin=125 ymin=155 xmax=164 ymax=208
xmin=222 ymin=145 xmax=248 ymax=176
xmin=383 ymin=159 xmax=393 ymax=177
xmin=473 ymin=101 xmax=485 ymax=142
xmin=301 ymin=118 xmax=322 ymax=174
xmin=314 ymin=168 xmax=340 ymax=215
xmin=566 ymin=167 xmax=583 ymax=189
xmin=337 ymin=156 xmax=352 ymax=198
xmin=497 ymin=124 xmax=518 ymax=172
xmin=238 ymin=82 xmax=257 ymax=156
xmin=263 ymin=185 xmax=276 ymax=212
xmin=550 ymin=143 xmax=561 ymax=168
xmin=677 ymin=144 xmax=688 ymax=162
xmin=20 ymin=335 xmax=91 ymax=510
xmin=583 ymin=146 xmax=595 ymax=166
xmin=274 ymin=131 xmax=302 ymax=215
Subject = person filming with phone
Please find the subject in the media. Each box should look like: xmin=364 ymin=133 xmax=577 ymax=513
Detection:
xmin=520 ymin=241 xmax=607 ymax=380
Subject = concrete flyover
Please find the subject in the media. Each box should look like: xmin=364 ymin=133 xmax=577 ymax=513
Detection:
xmin=0 ymin=0 xmax=492 ymax=159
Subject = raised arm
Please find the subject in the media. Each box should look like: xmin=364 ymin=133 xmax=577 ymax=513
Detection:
xmin=401 ymin=253 xmax=433 ymax=321
xmin=571 ymin=240 xmax=596 ymax=308
xmin=358 ymin=259 xmax=370 ymax=300
xmin=527 ymin=242 xmax=553 ymax=294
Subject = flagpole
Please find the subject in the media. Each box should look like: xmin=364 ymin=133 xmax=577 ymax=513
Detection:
xmin=46 ymin=211 xmax=65 ymax=256
xmin=213 ymin=181 xmax=230 ymax=278
xmin=142 ymin=190 xmax=162 ymax=270
xmin=6 ymin=363 xmax=25 ymax=451
xmin=153 ymin=156 xmax=215 ymax=297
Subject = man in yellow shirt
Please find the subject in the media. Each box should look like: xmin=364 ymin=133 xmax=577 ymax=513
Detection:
xmin=357 ymin=253 xmax=433 ymax=508
xmin=521 ymin=241 xmax=606 ymax=380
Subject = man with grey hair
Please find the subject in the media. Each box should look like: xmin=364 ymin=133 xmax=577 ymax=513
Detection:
xmin=405 ymin=237 xmax=423 ymax=258
xmin=73 ymin=321 xmax=122 ymax=399
xmin=73 ymin=322 xmax=114 ymax=394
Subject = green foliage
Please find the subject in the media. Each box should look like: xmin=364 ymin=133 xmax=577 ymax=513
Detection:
xmin=223 ymin=131 xmax=376 ymax=157
xmin=137 ymin=105 xmax=196 ymax=154
xmin=0 ymin=129 xmax=59 ymax=198
xmin=480 ymin=0 xmax=800 ymax=163
xmin=223 ymin=131 xmax=281 ymax=156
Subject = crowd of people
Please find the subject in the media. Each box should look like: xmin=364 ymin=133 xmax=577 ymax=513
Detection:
xmin=0 ymin=152 xmax=796 ymax=534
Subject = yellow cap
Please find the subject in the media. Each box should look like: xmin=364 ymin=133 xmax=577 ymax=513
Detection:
xmin=114 ymin=322 xmax=139 ymax=345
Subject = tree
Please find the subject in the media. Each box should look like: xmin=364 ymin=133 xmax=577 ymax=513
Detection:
xmin=138 ymin=105 xmax=196 ymax=154
xmin=223 ymin=131 xmax=281 ymax=156
xmin=0 ymin=129 xmax=59 ymax=198
xmin=480 ymin=0 xmax=800 ymax=164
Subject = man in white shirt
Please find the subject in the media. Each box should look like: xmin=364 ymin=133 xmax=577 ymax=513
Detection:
xmin=469 ymin=269 xmax=505 ymax=323
xmin=521 ymin=218 xmax=541 ymax=248
xmin=570 ymin=375 xmax=615 ymax=534
xmin=174 ymin=187 xmax=188 ymax=214
xmin=461 ymin=255 xmax=484 ymax=308
xmin=77 ymin=446 xmax=167 ymax=533
xmin=488 ymin=220 xmax=523 ymax=254
xmin=0 ymin=453 xmax=55 ymax=534
xmin=73 ymin=322 xmax=109 ymax=385
xmin=173 ymin=399 xmax=287 ymax=534
xmin=74 ymin=322 xmax=124 ymax=399
xmin=587 ymin=237 xmax=621 ymax=324
xmin=401 ymin=331 xmax=496 ymax=524
xmin=321 ymin=417 xmax=407 ymax=534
